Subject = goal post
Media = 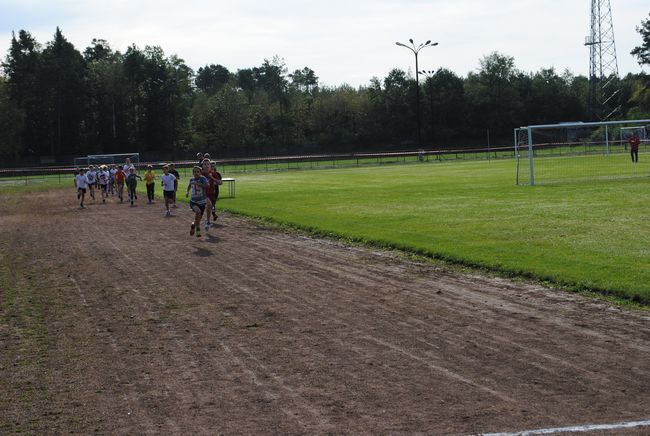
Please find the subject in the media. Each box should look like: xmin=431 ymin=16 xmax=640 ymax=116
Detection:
xmin=74 ymin=153 xmax=140 ymax=168
xmin=515 ymin=119 xmax=650 ymax=185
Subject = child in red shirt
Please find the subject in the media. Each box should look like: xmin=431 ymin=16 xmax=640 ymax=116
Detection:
xmin=207 ymin=161 xmax=222 ymax=221
xmin=114 ymin=165 xmax=126 ymax=202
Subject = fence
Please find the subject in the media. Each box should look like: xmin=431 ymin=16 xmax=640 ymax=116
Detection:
xmin=0 ymin=146 xmax=517 ymax=185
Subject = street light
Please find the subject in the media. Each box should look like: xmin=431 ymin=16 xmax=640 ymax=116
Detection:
xmin=419 ymin=69 xmax=436 ymax=146
xmin=395 ymin=39 xmax=438 ymax=147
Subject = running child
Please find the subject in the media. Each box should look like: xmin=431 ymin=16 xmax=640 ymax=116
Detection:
xmin=200 ymin=159 xmax=215 ymax=230
xmin=126 ymin=167 xmax=142 ymax=206
xmin=168 ymin=163 xmax=180 ymax=208
xmin=186 ymin=166 xmax=209 ymax=237
xmin=98 ymin=165 xmax=110 ymax=203
xmin=86 ymin=165 xmax=97 ymax=200
xmin=74 ymin=168 xmax=89 ymax=208
xmin=207 ymin=161 xmax=223 ymax=221
xmin=144 ymin=165 xmax=156 ymax=203
xmin=109 ymin=165 xmax=117 ymax=195
xmin=161 ymin=164 xmax=177 ymax=217
xmin=123 ymin=157 xmax=135 ymax=174
xmin=114 ymin=165 xmax=126 ymax=202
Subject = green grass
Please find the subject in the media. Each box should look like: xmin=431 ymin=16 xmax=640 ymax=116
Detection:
xmin=216 ymin=158 xmax=650 ymax=304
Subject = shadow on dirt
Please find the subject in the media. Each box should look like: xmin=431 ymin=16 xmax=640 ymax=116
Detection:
xmin=192 ymin=246 xmax=213 ymax=257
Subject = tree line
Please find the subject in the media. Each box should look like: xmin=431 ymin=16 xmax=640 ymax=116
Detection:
xmin=1 ymin=18 xmax=649 ymax=162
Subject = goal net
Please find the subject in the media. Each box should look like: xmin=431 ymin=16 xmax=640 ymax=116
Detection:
xmin=74 ymin=153 xmax=140 ymax=168
xmin=515 ymin=120 xmax=650 ymax=185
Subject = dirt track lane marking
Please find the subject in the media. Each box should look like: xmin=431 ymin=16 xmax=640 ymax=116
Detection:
xmin=361 ymin=335 xmax=517 ymax=404
xmin=69 ymin=276 xmax=88 ymax=306
xmin=481 ymin=418 xmax=650 ymax=435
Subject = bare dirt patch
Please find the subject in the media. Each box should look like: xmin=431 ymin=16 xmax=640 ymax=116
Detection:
xmin=1 ymin=189 xmax=649 ymax=435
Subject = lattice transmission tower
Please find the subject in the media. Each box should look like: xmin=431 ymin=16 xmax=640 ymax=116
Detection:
xmin=584 ymin=0 xmax=621 ymax=120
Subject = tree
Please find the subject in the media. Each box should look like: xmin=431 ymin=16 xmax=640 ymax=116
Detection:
xmin=83 ymin=38 xmax=113 ymax=62
xmin=465 ymin=52 xmax=522 ymax=142
xmin=195 ymin=64 xmax=230 ymax=94
xmin=3 ymin=30 xmax=47 ymax=155
xmin=631 ymin=13 xmax=650 ymax=66
xmin=422 ymin=68 xmax=466 ymax=145
xmin=382 ymin=68 xmax=415 ymax=143
xmin=0 ymin=76 xmax=25 ymax=158
xmin=254 ymin=56 xmax=288 ymax=104
xmin=84 ymin=39 xmax=127 ymax=153
xmin=41 ymin=27 xmax=87 ymax=155
xmin=289 ymin=67 xmax=318 ymax=93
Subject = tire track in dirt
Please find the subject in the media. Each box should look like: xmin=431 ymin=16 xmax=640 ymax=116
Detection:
xmin=83 ymin=209 xmax=329 ymax=433
xmin=153 ymin=212 xmax=649 ymax=431
xmin=150 ymin=230 xmax=529 ymax=430
xmin=261 ymin=240 xmax=648 ymax=388
xmin=219 ymin=232 xmax=643 ymax=401
xmin=154 ymin=223 xmax=577 ymax=429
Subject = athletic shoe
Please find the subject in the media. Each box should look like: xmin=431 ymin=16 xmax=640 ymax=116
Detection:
xmin=190 ymin=222 xmax=195 ymax=236
xmin=130 ymin=200 xmax=134 ymax=206
xmin=204 ymin=222 xmax=210 ymax=231
xmin=165 ymin=210 xmax=171 ymax=217
xmin=212 ymin=212 xmax=218 ymax=221
xmin=80 ymin=204 xmax=84 ymax=209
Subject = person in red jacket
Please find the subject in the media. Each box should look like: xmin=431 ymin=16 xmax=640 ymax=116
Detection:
xmin=114 ymin=165 xmax=127 ymax=202
xmin=628 ymin=134 xmax=640 ymax=163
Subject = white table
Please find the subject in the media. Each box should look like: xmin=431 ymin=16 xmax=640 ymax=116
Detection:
xmin=221 ymin=178 xmax=235 ymax=198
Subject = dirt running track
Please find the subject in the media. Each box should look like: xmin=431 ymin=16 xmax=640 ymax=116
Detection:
xmin=1 ymin=189 xmax=649 ymax=435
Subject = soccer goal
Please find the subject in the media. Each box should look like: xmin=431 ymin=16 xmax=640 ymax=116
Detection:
xmin=74 ymin=153 xmax=140 ymax=168
xmin=515 ymin=119 xmax=650 ymax=185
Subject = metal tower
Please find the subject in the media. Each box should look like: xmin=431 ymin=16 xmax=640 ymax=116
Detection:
xmin=584 ymin=0 xmax=621 ymax=120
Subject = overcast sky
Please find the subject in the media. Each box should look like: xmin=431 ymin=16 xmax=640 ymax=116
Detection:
xmin=1 ymin=0 xmax=648 ymax=87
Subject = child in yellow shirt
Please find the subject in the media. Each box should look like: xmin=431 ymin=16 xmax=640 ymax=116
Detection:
xmin=144 ymin=165 xmax=156 ymax=203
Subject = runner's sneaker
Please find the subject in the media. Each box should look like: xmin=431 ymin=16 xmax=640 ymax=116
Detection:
xmin=190 ymin=222 xmax=195 ymax=236
xmin=204 ymin=222 xmax=210 ymax=231
xmin=165 ymin=210 xmax=171 ymax=217
xmin=212 ymin=212 xmax=218 ymax=221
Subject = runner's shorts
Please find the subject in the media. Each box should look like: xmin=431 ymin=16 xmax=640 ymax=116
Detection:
xmin=190 ymin=200 xmax=206 ymax=213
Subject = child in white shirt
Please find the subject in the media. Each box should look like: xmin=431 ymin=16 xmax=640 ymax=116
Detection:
xmin=160 ymin=164 xmax=177 ymax=216
xmin=74 ymin=168 xmax=89 ymax=208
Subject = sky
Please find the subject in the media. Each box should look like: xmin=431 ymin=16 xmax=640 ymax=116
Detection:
xmin=0 ymin=0 xmax=648 ymax=87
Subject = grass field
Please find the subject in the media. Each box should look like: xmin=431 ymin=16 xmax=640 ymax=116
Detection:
xmin=2 ymin=155 xmax=649 ymax=303
xmin=215 ymin=158 xmax=650 ymax=304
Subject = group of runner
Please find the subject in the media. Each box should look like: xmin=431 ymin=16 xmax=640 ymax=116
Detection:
xmin=73 ymin=154 xmax=223 ymax=237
